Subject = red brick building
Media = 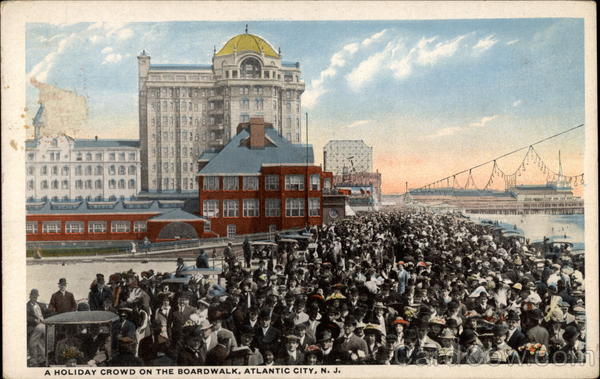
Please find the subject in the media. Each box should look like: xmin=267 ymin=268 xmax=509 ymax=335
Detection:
xmin=26 ymin=200 xmax=209 ymax=243
xmin=197 ymin=118 xmax=333 ymax=238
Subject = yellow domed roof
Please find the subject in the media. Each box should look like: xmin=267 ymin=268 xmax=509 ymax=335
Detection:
xmin=216 ymin=33 xmax=280 ymax=58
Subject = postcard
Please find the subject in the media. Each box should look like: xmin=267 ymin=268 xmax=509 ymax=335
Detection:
xmin=2 ymin=1 xmax=597 ymax=378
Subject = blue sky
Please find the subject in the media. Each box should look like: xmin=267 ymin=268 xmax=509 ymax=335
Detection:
xmin=26 ymin=19 xmax=585 ymax=193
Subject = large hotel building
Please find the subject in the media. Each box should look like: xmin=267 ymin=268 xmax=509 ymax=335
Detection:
xmin=138 ymin=31 xmax=305 ymax=194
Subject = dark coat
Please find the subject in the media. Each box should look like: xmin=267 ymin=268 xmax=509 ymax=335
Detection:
xmin=255 ymin=326 xmax=281 ymax=354
xmin=333 ymin=334 xmax=368 ymax=362
xmin=108 ymin=352 xmax=143 ymax=366
xmin=88 ymin=286 xmax=113 ymax=311
xmin=49 ymin=290 xmax=77 ymax=314
xmin=276 ymin=350 xmax=305 ymax=365
xmin=506 ymin=328 xmax=528 ymax=350
xmin=138 ymin=335 xmax=169 ymax=363
xmin=177 ymin=346 xmax=207 ymax=365
xmin=205 ymin=344 xmax=230 ymax=366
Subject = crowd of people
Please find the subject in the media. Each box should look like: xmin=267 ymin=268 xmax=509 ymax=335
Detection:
xmin=27 ymin=210 xmax=587 ymax=367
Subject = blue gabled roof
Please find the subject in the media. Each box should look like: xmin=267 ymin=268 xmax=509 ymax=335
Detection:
xmin=150 ymin=64 xmax=212 ymax=71
xmin=198 ymin=127 xmax=314 ymax=175
xmin=33 ymin=105 xmax=44 ymax=127
xmin=149 ymin=208 xmax=204 ymax=221
xmin=74 ymin=139 xmax=140 ymax=148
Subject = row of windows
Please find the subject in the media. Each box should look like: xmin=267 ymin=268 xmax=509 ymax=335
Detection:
xmin=28 ymin=152 xmax=137 ymax=162
xmin=28 ymin=165 xmax=137 ymax=176
xmin=203 ymin=175 xmax=330 ymax=192
xmin=202 ymin=198 xmax=320 ymax=218
xmin=29 ymin=179 xmax=136 ymax=190
xmin=26 ymin=220 xmax=147 ymax=234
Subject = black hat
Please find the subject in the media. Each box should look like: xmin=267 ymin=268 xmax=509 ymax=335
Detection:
xmin=58 ymin=278 xmax=67 ymax=285
xmin=528 ymin=309 xmax=544 ymax=321
xmin=259 ymin=309 xmax=272 ymax=320
xmin=344 ymin=315 xmax=357 ymax=326
xmin=507 ymin=311 xmax=520 ymax=321
xmin=460 ymin=329 xmax=478 ymax=344
xmin=493 ymin=323 xmax=508 ymax=336
xmin=316 ymin=330 xmax=333 ymax=343
xmin=563 ymin=325 xmax=580 ymax=340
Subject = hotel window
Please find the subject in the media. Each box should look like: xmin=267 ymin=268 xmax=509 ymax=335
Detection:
xmin=86 ymin=153 xmax=92 ymax=161
xmin=255 ymin=98 xmax=264 ymax=110
xmin=265 ymin=198 xmax=281 ymax=217
xmin=324 ymin=178 xmax=332 ymax=190
xmin=41 ymin=180 xmax=48 ymax=189
xmin=74 ymin=180 xmax=82 ymax=189
xmin=286 ymin=102 xmax=292 ymax=112
xmin=27 ymin=180 xmax=35 ymax=190
xmin=111 ymin=221 xmax=130 ymax=233
xmin=95 ymin=180 xmax=102 ymax=189
xmin=310 ymin=175 xmax=320 ymax=190
xmin=26 ymin=222 xmax=38 ymax=234
xmin=42 ymin=221 xmax=61 ymax=233
xmin=285 ymin=175 xmax=304 ymax=191
xmin=240 ymin=99 xmax=249 ymax=111
xmin=119 ymin=153 xmax=125 ymax=161
xmin=203 ymin=220 xmax=211 ymax=232
xmin=52 ymin=180 xmax=59 ymax=189
xmin=52 ymin=166 xmax=58 ymax=175
xmin=128 ymin=152 xmax=136 ymax=161
xmin=61 ymin=180 xmax=69 ymax=189
xmin=223 ymin=176 xmax=239 ymax=191
xmin=85 ymin=166 xmax=92 ymax=175
xmin=41 ymin=166 xmax=47 ymax=175
xmin=203 ymin=200 xmax=219 ymax=218
xmin=243 ymin=176 xmax=259 ymax=191
xmin=227 ymin=224 xmax=237 ymax=238
xmin=309 ymin=198 xmax=321 ymax=216
xmin=95 ymin=153 xmax=103 ymax=161
xmin=128 ymin=179 xmax=135 ymax=189
xmin=261 ymin=175 xmax=279 ymax=191
xmin=84 ymin=180 xmax=92 ymax=189
xmin=76 ymin=153 xmax=83 ymax=161
xmin=61 ymin=166 xmax=69 ymax=175
xmin=118 ymin=179 xmax=125 ymax=189
xmin=240 ymin=114 xmax=250 ymax=123
xmin=128 ymin=165 xmax=136 ymax=175
xmin=285 ymin=198 xmax=305 ymax=217
xmin=109 ymin=179 xmax=116 ymax=189
xmin=223 ymin=200 xmax=239 ymax=217
xmin=243 ymin=199 xmax=259 ymax=217
xmin=28 ymin=166 xmax=35 ymax=175
xmin=119 ymin=166 xmax=126 ymax=175
xmin=203 ymin=176 xmax=220 ymax=191
xmin=133 ymin=221 xmax=147 ymax=232
xmin=65 ymin=221 xmax=84 ymax=234
xmin=109 ymin=153 xmax=116 ymax=161
xmin=28 ymin=153 xmax=35 ymax=160
xmin=95 ymin=165 xmax=103 ymax=175
xmin=88 ymin=221 xmax=107 ymax=233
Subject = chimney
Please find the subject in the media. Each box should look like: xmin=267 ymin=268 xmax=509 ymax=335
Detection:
xmin=248 ymin=117 xmax=265 ymax=149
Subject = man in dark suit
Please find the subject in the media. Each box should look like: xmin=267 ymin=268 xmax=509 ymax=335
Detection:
xmin=88 ymin=274 xmax=112 ymax=311
xmin=205 ymin=335 xmax=231 ymax=365
xmin=506 ymin=310 xmax=527 ymax=350
xmin=168 ymin=293 xmax=197 ymax=347
xmin=276 ymin=335 xmax=305 ymax=365
xmin=333 ymin=315 xmax=368 ymax=364
xmin=177 ymin=329 xmax=207 ymax=365
xmin=112 ymin=308 xmax=137 ymax=352
xmin=49 ymin=278 xmax=76 ymax=314
xmin=108 ymin=337 xmax=143 ymax=366
xmin=316 ymin=329 xmax=337 ymax=364
xmin=27 ymin=289 xmax=47 ymax=366
xmin=255 ymin=310 xmax=281 ymax=354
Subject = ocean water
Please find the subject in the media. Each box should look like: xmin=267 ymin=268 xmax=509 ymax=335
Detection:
xmin=468 ymin=214 xmax=585 ymax=244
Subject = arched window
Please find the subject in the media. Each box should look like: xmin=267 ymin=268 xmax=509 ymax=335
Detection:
xmin=240 ymin=57 xmax=261 ymax=79
xmin=95 ymin=179 xmax=102 ymax=189
xmin=128 ymin=179 xmax=135 ymax=189
xmin=75 ymin=165 xmax=82 ymax=175
xmin=86 ymin=153 xmax=92 ymax=161
xmin=118 ymin=166 xmax=126 ymax=175
xmin=109 ymin=165 xmax=115 ymax=175
xmin=118 ymin=179 xmax=125 ymax=189
xmin=95 ymin=165 xmax=103 ymax=175
xmin=109 ymin=179 xmax=116 ymax=189
xmin=51 ymin=180 xmax=59 ymax=189
xmin=75 ymin=180 xmax=82 ymax=189
xmin=41 ymin=180 xmax=48 ymax=189
xmin=85 ymin=180 xmax=92 ymax=189
xmin=128 ymin=165 xmax=136 ymax=175
xmin=62 ymin=166 xmax=69 ymax=175
xmin=85 ymin=166 xmax=92 ymax=175
xmin=27 ymin=180 xmax=34 ymax=190
xmin=61 ymin=180 xmax=68 ymax=189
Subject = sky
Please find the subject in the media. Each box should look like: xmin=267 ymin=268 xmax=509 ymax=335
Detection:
xmin=25 ymin=19 xmax=586 ymax=194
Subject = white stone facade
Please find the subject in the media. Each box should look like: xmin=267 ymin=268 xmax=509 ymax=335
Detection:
xmin=138 ymin=32 xmax=305 ymax=194
xmin=323 ymin=140 xmax=373 ymax=176
xmin=26 ymin=135 xmax=141 ymax=201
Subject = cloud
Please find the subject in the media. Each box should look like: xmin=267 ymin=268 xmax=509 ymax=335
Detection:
xmin=346 ymin=50 xmax=388 ymax=91
xmin=348 ymin=33 xmax=468 ymax=90
xmin=426 ymin=114 xmax=500 ymax=138
xmin=303 ymin=30 xmax=386 ymax=109
xmin=512 ymin=100 xmax=522 ymax=107
xmin=469 ymin=114 xmax=499 ymax=127
xmin=102 ymin=53 xmax=123 ymax=64
xmin=506 ymin=39 xmax=520 ymax=45
xmin=362 ymin=29 xmax=387 ymax=47
xmin=116 ymin=28 xmax=134 ymax=41
xmin=28 ymin=32 xmax=78 ymax=82
xmin=473 ymin=35 xmax=498 ymax=53
xmin=347 ymin=120 xmax=372 ymax=128
xmin=101 ymin=47 xmax=113 ymax=54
